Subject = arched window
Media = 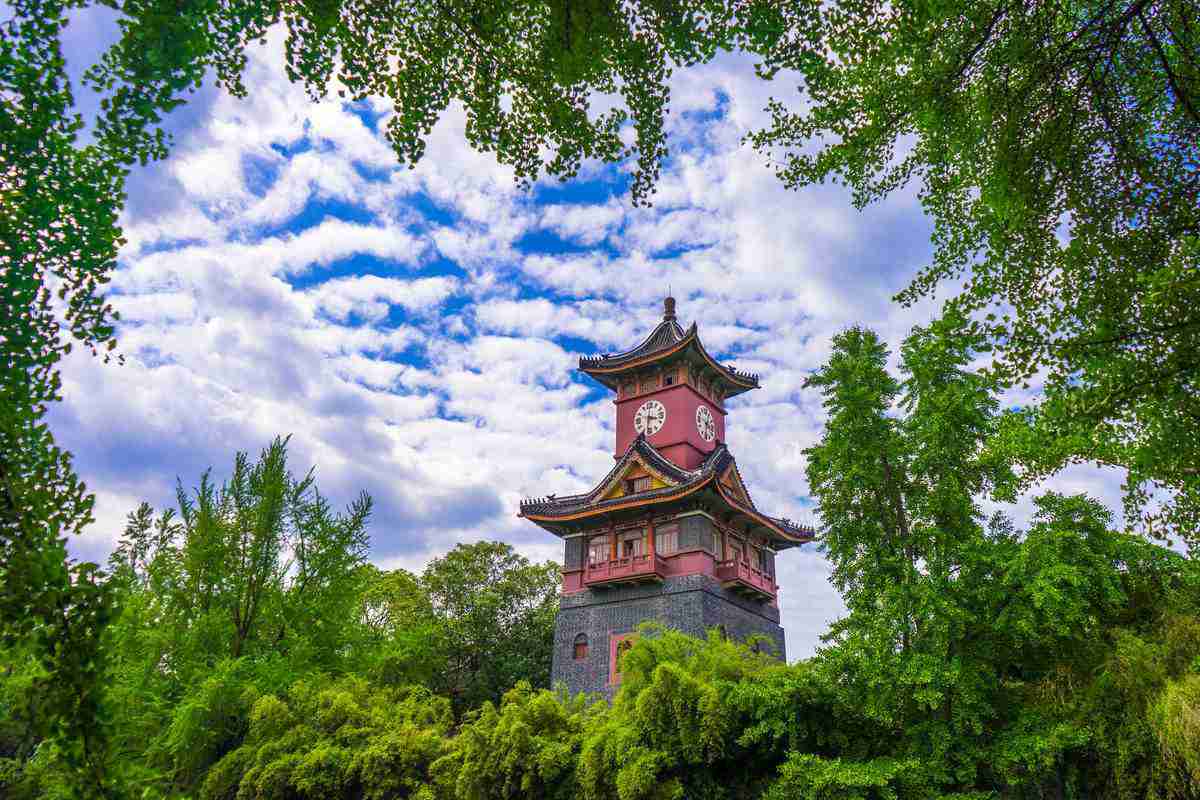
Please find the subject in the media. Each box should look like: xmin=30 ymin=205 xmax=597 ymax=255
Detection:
xmin=573 ymin=634 xmax=588 ymax=660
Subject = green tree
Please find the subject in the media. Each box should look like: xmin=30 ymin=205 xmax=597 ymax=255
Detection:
xmin=436 ymin=681 xmax=594 ymax=800
xmin=578 ymin=624 xmax=787 ymax=800
xmin=107 ymin=436 xmax=371 ymax=673
xmin=199 ymin=677 xmax=454 ymax=800
xmin=421 ymin=541 xmax=559 ymax=711
xmin=749 ymin=0 xmax=1200 ymax=540
xmin=801 ymin=323 xmax=1200 ymax=798
xmin=96 ymin=437 xmax=374 ymax=794
xmin=358 ymin=566 xmax=451 ymax=690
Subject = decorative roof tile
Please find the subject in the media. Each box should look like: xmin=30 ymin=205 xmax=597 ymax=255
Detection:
xmin=518 ymin=435 xmax=815 ymax=547
xmin=578 ymin=318 xmax=687 ymax=370
xmin=578 ymin=300 xmax=761 ymax=397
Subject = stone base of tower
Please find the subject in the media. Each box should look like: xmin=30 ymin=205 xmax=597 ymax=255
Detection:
xmin=551 ymin=574 xmax=786 ymax=699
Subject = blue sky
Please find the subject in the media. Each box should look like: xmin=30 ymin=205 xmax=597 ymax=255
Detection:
xmin=52 ymin=16 xmax=1128 ymax=659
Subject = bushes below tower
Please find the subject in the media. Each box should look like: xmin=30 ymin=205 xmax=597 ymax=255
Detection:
xmin=0 ymin=440 xmax=560 ymax=799
xmin=10 ymin=607 xmax=1199 ymax=799
xmin=2 ymin=430 xmax=1198 ymax=798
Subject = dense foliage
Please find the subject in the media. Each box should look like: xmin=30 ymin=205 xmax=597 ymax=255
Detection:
xmin=749 ymin=0 xmax=1200 ymax=540
xmin=0 ymin=439 xmax=558 ymax=797
xmin=3 ymin=0 xmax=1198 ymax=794
xmin=4 ymin=329 xmax=1198 ymax=799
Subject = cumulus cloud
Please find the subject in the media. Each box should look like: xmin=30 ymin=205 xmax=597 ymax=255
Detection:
xmin=309 ymin=275 xmax=459 ymax=322
xmin=52 ymin=32 xmax=1129 ymax=661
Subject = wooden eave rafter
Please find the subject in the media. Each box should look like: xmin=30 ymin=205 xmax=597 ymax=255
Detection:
xmin=712 ymin=481 xmax=813 ymax=547
xmin=524 ymin=472 xmax=811 ymax=548
xmin=718 ymin=462 xmax=755 ymax=508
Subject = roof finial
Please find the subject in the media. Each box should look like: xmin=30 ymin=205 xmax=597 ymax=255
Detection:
xmin=663 ymin=294 xmax=676 ymax=321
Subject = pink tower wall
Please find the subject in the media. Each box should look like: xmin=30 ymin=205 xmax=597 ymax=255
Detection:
xmin=614 ymin=383 xmax=725 ymax=469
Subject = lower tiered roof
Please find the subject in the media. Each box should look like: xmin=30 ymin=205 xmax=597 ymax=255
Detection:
xmin=519 ymin=435 xmax=814 ymax=549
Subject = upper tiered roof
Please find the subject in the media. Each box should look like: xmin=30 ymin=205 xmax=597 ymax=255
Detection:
xmin=578 ymin=297 xmax=760 ymax=398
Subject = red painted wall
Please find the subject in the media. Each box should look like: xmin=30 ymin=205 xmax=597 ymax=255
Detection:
xmin=562 ymin=548 xmax=779 ymax=607
xmin=562 ymin=569 xmax=584 ymax=594
xmin=561 ymin=550 xmax=715 ymax=596
xmin=614 ymin=383 xmax=725 ymax=468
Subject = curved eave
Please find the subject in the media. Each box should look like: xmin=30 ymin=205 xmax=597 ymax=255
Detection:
xmin=519 ymin=472 xmax=814 ymax=548
xmin=719 ymin=461 xmax=756 ymax=510
xmin=577 ymin=318 xmax=686 ymax=378
xmin=520 ymin=475 xmax=715 ymax=525
xmin=579 ymin=328 xmax=760 ymax=397
xmin=713 ymin=482 xmax=815 ymax=549
xmin=587 ymin=437 xmax=692 ymax=503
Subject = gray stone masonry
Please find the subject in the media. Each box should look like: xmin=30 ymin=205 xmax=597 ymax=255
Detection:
xmin=551 ymin=573 xmax=785 ymax=699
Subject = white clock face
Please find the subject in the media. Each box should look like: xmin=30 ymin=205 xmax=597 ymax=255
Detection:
xmin=633 ymin=400 xmax=667 ymax=436
xmin=695 ymin=405 xmax=716 ymax=442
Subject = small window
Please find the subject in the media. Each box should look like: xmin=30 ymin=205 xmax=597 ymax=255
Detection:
xmin=751 ymin=546 xmax=764 ymax=571
xmin=663 ymin=374 xmax=674 ymax=386
xmin=618 ymin=528 xmax=643 ymax=558
xmin=587 ymin=534 xmax=610 ymax=565
xmin=573 ymin=634 xmax=588 ymax=660
xmin=655 ymin=523 xmax=679 ymax=554
xmin=625 ymin=476 xmax=651 ymax=495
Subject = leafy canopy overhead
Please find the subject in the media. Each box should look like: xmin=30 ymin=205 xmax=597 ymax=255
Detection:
xmin=3 ymin=0 xmax=1198 ymax=792
xmin=750 ymin=0 xmax=1200 ymax=537
xmin=88 ymin=0 xmax=791 ymax=204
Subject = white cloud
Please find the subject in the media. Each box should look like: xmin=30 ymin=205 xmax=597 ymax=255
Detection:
xmin=309 ymin=275 xmax=459 ymax=322
xmin=53 ymin=36 xmax=1134 ymax=665
xmin=539 ymin=201 xmax=626 ymax=245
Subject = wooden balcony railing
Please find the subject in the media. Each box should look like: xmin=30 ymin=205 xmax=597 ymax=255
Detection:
xmin=715 ymin=559 xmax=776 ymax=600
xmin=584 ymin=553 xmax=667 ymax=587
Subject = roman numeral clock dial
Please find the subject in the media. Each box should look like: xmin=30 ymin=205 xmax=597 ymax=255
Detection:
xmin=633 ymin=400 xmax=666 ymax=436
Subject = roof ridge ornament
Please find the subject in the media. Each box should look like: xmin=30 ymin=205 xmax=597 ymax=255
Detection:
xmin=663 ymin=295 xmax=676 ymax=321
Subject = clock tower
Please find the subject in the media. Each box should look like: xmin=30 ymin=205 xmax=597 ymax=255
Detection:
xmin=520 ymin=298 xmax=814 ymax=698
xmin=602 ymin=296 xmax=734 ymax=469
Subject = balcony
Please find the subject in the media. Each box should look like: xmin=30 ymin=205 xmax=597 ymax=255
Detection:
xmin=584 ymin=553 xmax=667 ymax=588
xmin=715 ymin=559 xmax=775 ymax=601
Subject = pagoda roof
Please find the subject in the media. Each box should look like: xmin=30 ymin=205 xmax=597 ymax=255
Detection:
xmin=579 ymin=299 xmax=760 ymax=398
xmin=519 ymin=435 xmax=814 ymax=549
